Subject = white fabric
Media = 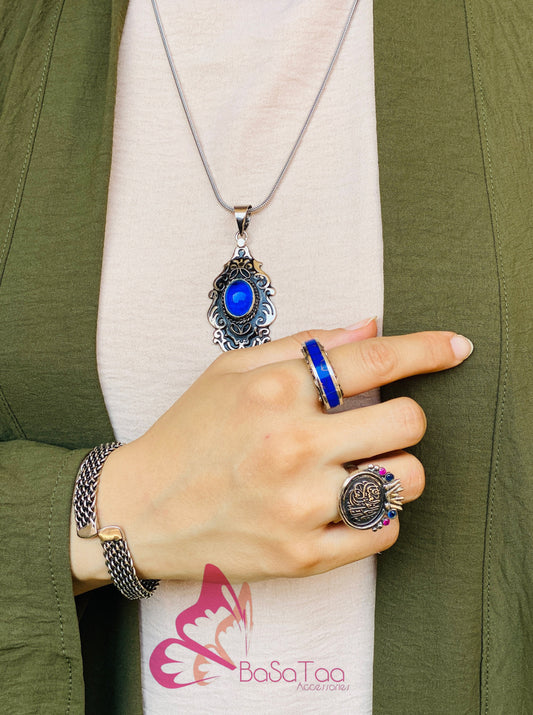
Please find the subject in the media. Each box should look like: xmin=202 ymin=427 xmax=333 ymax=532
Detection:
xmin=97 ymin=0 xmax=383 ymax=712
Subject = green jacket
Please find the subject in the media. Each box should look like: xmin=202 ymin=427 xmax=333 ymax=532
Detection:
xmin=1 ymin=1 xmax=532 ymax=713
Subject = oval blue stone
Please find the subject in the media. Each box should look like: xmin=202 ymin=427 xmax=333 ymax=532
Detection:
xmin=224 ymin=280 xmax=254 ymax=318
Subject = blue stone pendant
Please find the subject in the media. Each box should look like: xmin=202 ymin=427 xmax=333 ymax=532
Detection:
xmin=208 ymin=206 xmax=276 ymax=351
xmin=208 ymin=243 xmax=276 ymax=351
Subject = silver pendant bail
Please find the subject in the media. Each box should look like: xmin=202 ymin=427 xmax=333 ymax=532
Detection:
xmin=234 ymin=205 xmax=252 ymax=237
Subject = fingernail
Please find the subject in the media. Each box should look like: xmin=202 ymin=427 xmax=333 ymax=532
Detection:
xmin=344 ymin=316 xmax=377 ymax=330
xmin=451 ymin=334 xmax=474 ymax=360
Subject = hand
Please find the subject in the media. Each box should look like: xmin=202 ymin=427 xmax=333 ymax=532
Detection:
xmin=70 ymin=319 xmax=473 ymax=591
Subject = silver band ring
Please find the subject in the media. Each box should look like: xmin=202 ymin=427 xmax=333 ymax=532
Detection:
xmin=302 ymin=339 xmax=344 ymax=410
xmin=338 ymin=464 xmax=404 ymax=531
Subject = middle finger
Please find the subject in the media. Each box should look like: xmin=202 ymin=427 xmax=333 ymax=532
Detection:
xmin=310 ymin=396 xmax=427 ymax=465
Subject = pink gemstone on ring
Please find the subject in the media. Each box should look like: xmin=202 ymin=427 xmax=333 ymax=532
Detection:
xmin=382 ymin=518 xmax=390 ymax=526
xmin=379 ymin=467 xmax=387 ymax=476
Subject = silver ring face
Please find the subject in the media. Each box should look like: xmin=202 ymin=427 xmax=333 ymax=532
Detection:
xmin=338 ymin=464 xmax=404 ymax=531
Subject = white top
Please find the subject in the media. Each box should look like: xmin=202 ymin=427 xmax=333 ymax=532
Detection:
xmin=97 ymin=0 xmax=383 ymax=712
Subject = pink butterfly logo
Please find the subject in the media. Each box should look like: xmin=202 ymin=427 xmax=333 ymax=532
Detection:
xmin=149 ymin=564 xmax=253 ymax=688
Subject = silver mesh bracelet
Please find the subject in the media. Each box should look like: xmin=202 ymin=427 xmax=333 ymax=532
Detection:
xmin=73 ymin=442 xmax=159 ymax=600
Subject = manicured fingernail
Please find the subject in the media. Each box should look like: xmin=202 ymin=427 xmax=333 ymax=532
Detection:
xmin=451 ymin=334 xmax=474 ymax=360
xmin=344 ymin=316 xmax=377 ymax=330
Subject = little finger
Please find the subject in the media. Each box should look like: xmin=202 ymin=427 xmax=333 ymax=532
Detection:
xmin=313 ymin=517 xmax=401 ymax=573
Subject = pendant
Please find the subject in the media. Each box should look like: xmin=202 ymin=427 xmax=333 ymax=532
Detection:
xmin=208 ymin=206 xmax=276 ymax=351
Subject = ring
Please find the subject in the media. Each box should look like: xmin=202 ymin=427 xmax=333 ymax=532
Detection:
xmin=301 ymin=339 xmax=344 ymax=410
xmin=338 ymin=464 xmax=404 ymax=531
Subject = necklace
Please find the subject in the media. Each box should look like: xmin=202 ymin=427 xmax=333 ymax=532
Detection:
xmin=151 ymin=0 xmax=361 ymax=351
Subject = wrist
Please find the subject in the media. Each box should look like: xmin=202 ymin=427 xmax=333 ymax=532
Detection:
xmin=69 ymin=503 xmax=111 ymax=595
xmin=71 ymin=443 xmax=159 ymax=599
xmin=96 ymin=438 xmax=156 ymax=579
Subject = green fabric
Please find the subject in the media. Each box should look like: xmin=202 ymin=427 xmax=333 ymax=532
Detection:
xmin=374 ymin=1 xmax=533 ymax=713
xmin=0 ymin=442 xmax=89 ymax=714
xmin=466 ymin=1 xmax=533 ymax=708
xmin=0 ymin=0 xmax=532 ymax=713
xmin=0 ymin=2 xmax=140 ymax=714
xmin=0 ymin=0 xmax=118 ymax=446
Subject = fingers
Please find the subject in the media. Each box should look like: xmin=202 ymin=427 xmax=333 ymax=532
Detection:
xmin=212 ymin=327 xmax=473 ymax=406
xmin=355 ymin=451 xmax=425 ymax=503
xmin=314 ymin=518 xmax=401 ymax=572
xmin=314 ymin=397 xmax=427 ymax=465
xmin=209 ymin=317 xmax=378 ymax=374
xmin=316 ymin=330 xmax=473 ymax=399
xmin=304 ymin=451 xmax=424 ymax=573
xmin=196 ymin=325 xmax=473 ymax=579
xmin=307 ymin=450 xmax=424 ymax=526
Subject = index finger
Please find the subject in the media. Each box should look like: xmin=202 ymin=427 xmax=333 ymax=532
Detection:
xmin=326 ymin=331 xmax=473 ymax=398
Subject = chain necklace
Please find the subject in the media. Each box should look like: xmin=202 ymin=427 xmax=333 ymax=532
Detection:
xmin=151 ymin=0 xmax=361 ymax=350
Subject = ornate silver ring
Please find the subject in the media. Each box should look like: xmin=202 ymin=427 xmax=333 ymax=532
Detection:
xmin=338 ymin=464 xmax=404 ymax=531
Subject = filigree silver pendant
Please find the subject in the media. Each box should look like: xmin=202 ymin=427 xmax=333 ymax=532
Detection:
xmin=208 ymin=244 xmax=276 ymax=351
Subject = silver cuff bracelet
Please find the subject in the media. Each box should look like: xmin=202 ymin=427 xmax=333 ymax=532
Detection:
xmin=73 ymin=442 xmax=159 ymax=600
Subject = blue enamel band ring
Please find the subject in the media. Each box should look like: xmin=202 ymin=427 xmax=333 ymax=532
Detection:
xmin=302 ymin=339 xmax=344 ymax=410
xmin=338 ymin=464 xmax=404 ymax=531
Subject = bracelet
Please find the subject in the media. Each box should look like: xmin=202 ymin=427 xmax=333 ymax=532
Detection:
xmin=73 ymin=442 xmax=159 ymax=600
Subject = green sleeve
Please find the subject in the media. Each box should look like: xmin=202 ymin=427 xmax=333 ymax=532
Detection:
xmin=0 ymin=440 xmax=144 ymax=715
xmin=0 ymin=441 xmax=90 ymax=714
xmin=0 ymin=3 xmax=141 ymax=713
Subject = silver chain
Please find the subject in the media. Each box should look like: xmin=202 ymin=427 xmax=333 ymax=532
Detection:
xmin=151 ymin=0 xmax=361 ymax=216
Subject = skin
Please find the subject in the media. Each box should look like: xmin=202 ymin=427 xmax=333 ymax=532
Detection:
xmin=70 ymin=319 xmax=473 ymax=594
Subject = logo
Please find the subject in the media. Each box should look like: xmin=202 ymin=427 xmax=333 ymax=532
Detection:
xmin=239 ymin=660 xmax=346 ymax=686
xmin=149 ymin=564 xmax=252 ymax=689
xmin=149 ymin=564 xmax=350 ymax=694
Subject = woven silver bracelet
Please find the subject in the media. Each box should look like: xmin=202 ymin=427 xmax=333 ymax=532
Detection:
xmin=73 ymin=442 xmax=159 ymax=600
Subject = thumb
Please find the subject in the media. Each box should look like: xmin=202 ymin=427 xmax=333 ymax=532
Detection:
xmin=211 ymin=316 xmax=378 ymax=373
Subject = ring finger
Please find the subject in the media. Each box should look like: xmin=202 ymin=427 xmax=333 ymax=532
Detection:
xmin=317 ymin=450 xmax=425 ymax=526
